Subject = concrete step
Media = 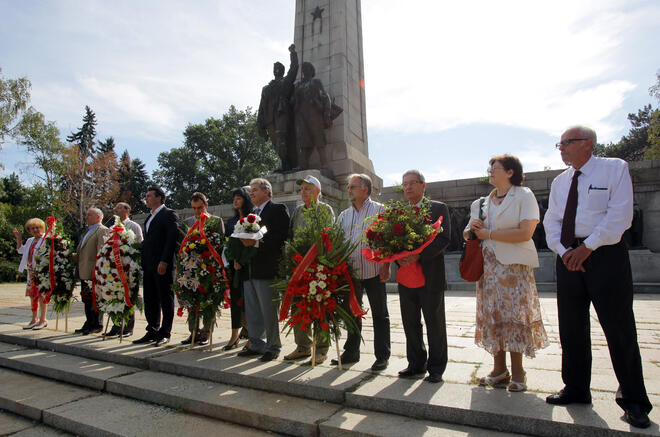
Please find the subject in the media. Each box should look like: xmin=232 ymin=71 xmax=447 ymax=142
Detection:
xmin=0 ymin=344 xmax=525 ymax=437
xmin=0 ymin=367 xmax=273 ymax=437
xmin=0 ymin=410 xmax=73 ymax=436
xmin=0 ymin=326 xmax=657 ymax=437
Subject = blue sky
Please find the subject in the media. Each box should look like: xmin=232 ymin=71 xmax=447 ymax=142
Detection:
xmin=1 ymin=0 xmax=659 ymax=187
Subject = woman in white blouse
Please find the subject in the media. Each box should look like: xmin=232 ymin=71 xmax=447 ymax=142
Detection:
xmin=464 ymin=155 xmax=548 ymax=392
xmin=13 ymin=218 xmax=49 ymax=330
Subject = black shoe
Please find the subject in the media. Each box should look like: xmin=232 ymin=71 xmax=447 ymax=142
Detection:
xmin=424 ymin=373 xmax=443 ymax=383
xmin=119 ymin=331 xmax=133 ymax=338
xmin=154 ymin=337 xmax=170 ymax=347
xmin=196 ymin=337 xmax=210 ymax=346
xmin=106 ymin=326 xmax=121 ymax=337
xmin=371 ymin=359 xmax=389 ymax=371
xmin=87 ymin=327 xmax=102 ymax=335
xmin=237 ymin=348 xmax=262 ymax=358
xmin=260 ymin=351 xmax=279 ymax=362
xmin=74 ymin=326 xmax=89 ymax=334
xmin=546 ymin=389 xmax=592 ymax=405
xmin=623 ymin=404 xmax=650 ymax=428
xmin=180 ymin=335 xmax=193 ymax=345
xmin=398 ymin=367 xmax=426 ymax=378
xmin=330 ymin=354 xmax=359 ymax=366
xmin=133 ymin=333 xmax=156 ymax=344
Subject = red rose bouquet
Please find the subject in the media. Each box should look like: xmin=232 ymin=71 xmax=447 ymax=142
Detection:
xmin=362 ymin=198 xmax=443 ymax=288
xmin=174 ymin=213 xmax=229 ymax=349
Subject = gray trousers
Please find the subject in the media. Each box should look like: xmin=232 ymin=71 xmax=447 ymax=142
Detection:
xmin=244 ymin=279 xmax=281 ymax=354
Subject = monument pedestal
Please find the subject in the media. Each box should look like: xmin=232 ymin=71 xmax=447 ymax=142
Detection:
xmin=268 ymin=169 xmax=348 ymax=214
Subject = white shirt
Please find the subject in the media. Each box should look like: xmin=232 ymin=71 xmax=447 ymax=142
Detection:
xmin=122 ymin=218 xmax=144 ymax=242
xmin=255 ymin=199 xmax=270 ymax=216
xmin=145 ymin=204 xmax=166 ymax=232
xmin=17 ymin=236 xmax=43 ymax=273
xmin=544 ymin=155 xmax=633 ymax=257
xmin=337 ymin=197 xmax=384 ymax=280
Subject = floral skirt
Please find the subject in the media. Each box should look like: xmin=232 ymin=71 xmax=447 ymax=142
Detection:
xmin=475 ymin=246 xmax=549 ymax=358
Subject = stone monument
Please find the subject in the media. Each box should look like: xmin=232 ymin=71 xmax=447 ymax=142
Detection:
xmin=292 ymin=0 xmax=381 ymax=193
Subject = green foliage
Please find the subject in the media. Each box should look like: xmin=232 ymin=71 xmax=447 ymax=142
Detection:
xmin=66 ymin=105 xmax=97 ymax=156
xmin=153 ymin=106 xmax=279 ymax=209
xmin=645 ymin=109 xmax=660 ymax=160
xmin=0 ymin=67 xmax=32 ymax=150
xmin=0 ymin=260 xmax=24 ymax=283
xmin=594 ymin=104 xmax=655 ymax=161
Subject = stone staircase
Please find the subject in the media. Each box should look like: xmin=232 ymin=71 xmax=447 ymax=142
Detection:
xmin=0 ymin=324 xmax=655 ymax=437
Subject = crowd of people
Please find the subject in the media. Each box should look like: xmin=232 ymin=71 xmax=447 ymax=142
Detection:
xmin=12 ymin=124 xmax=651 ymax=428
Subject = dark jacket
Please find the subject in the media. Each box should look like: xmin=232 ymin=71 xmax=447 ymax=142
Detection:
xmin=142 ymin=207 xmax=180 ymax=271
xmin=419 ymin=200 xmax=451 ymax=290
xmin=249 ymin=200 xmax=290 ymax=279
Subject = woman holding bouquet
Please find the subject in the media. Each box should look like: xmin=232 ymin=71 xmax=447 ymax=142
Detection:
xmin=13 ymin=218 xmax=48 ymax=329
xmin=465 ymin=154 xmax=548 ymax=392
xmin=223 ymin=187 xmax=254 ymax=350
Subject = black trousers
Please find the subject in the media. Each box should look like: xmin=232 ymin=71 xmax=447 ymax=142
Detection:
xmin=343 ymin=276 xmax=391 ymax=361
xmin=556 ymin=241 xmax=651 ymax=413
xmin=229 ymin=281 xmax=244 ymax=331
xmin=142 ymin=267 xmax=174 ymax=338
xmin=398 ymin=282 xmax=447 ymax=376
xmin=80 ymin=281 xmax=103 ymax=329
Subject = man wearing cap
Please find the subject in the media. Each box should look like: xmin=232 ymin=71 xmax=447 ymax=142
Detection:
xmin=283 ymin=175 xmax=335 ymax=364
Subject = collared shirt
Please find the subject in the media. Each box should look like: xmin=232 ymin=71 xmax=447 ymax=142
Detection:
xmin=145 ymin=204 xmax=166 ymax=232
xmin=544 ymin=155 xmax=633 ymax=256
xmin=337 ymin=197 xmax=384 ymax=280
xmin=254 ymin=199 xmax=270 ymax=216
xmin=122 ymin=218 xmax=144 ymax=242
xmin=289 ymin=200 xmax=335 ymax=235
xmin=80 ymin=223 xmax=100 ymax=247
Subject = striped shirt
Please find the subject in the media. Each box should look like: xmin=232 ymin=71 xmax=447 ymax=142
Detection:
xmin=337 ymin=197 xmax=384 ymax=280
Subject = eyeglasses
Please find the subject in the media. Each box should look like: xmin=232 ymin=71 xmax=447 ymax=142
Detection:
xmin=555 ymin=138 xmax=588 ymax=149
xmin=486 ymin=167 xmax=504 ymax=173
xmin=402 ymin=181 xmax=421 ymax=188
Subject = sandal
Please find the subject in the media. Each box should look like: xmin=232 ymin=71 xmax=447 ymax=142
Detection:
xmin=508 ymin=374 xmax=527 ymax=392
xmin=478 ymin=370 xmax=510 ymax=388
xmin=223 ymin=338 xmax=240 ymax=351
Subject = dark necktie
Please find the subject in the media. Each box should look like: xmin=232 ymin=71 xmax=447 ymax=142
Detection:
xmin=560 ymin=170 xmax=582 ymax=247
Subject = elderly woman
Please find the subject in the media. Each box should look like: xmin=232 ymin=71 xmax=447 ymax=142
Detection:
xmin=13 ymin=218 xmax=49 ymax=330
xmin=223 ymin=186 xmax=254 ymax=350
xmin=464 ymin=154 xmax=548 ymax=392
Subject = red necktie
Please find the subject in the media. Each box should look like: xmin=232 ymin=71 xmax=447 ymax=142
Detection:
xmin=560 ymin=170 xmax=582 ymax=247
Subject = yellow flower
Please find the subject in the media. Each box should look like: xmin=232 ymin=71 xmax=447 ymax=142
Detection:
xmin=189 ymin=243 xmax=196 ymax=249
xmin=201 ymin=263 xmax=207 ymax=269
xmin=200 ymin=239 xmax=206 ymax=244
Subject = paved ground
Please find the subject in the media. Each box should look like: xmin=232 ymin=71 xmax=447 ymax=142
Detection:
xmin=0 ymin=282 xmax=658 ymax=430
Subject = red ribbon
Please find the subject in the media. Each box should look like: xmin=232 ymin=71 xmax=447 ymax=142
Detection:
xmin=109 ymin=225 xmax=133 ymax=308
xmin=92 ymin=258 xmax=99 ymax=312
xmin=279 ymin=232 xmax=365 ymax=322
xmin=36 ymin=217 xmax=57 ymax=304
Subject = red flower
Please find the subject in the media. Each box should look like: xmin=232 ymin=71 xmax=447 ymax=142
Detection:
xmin=201 ymin=251 xmax=211 ymax=260
xmin=292 ymin=253 xmax=303 ymax=263
xmin=207 ymin=265 xmax=216 ymax=275
xmin=247 ymin=214 xmax=256 ymax=223
xmin=177 ymin=307 xmax=184 ymax=317
xmin=392 ymin=223 xmax=404 ymax=235
xmin=412 ymin=206 xmax=421 ymax=214
xmin=239 ymin=217 xmax=245 ymax=224
xmin=366 ymin=229 xmax=378 ymax=241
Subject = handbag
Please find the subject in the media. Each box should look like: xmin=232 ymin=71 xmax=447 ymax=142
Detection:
xmin=459 ymin=197 xmax=486 ymax=282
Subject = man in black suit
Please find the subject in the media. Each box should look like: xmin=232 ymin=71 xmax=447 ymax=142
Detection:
xmin=133 ymin=186 xmax=180 ymax=347
xmin=236 ymin=178 xmax=290 ymax=361
xmin=397 ymin=170 xmax=451 ymax=383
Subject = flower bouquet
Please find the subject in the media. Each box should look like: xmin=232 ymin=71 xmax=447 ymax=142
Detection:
xmin=230 ymin=213 xmax=268 ymax=239
xmin=30 ymin=217 xmax=76 ymax=331
xmin=93 ymin=216 xmax=143 ymax=341
xmin=174 ymin=213 xmax=229 ymax=350
xmin=273 ymin=204 xmax=364 ymax=368
xmin=362 ymin=198 xmax=443 ymax=288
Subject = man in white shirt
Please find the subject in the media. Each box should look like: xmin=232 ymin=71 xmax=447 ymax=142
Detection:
xmin=334 ymin=173 xmax=391 ymax=371
xmin=544 ymin=125 xmax=651 ymax=428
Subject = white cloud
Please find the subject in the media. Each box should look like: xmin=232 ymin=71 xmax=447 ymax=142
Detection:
xmin=362 ymin=0 xmax=644 ymax=142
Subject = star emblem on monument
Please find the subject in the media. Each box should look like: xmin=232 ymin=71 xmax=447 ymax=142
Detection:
xmin=311 ymin=6 xmax=324 ymax=21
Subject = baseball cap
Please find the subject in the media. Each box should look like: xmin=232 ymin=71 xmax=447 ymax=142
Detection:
xmin=296 ymin=175 xmax=321 ymax=190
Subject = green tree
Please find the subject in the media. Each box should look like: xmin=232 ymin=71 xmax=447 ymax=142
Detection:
xmin=595 ymin=104 xmax=654 ymax=161
xmin=17 ymin=110 xmax=67 ymax=206
xmin=644 ymin=72 xmax=660 ymax=160
xmin=0 ymin=173 xmax=25 ymax=205
xmin=98 ymin=136 xmax=116 ymax=154
xmin=0 ymin=68 xmax=32 ymax=151
xmin=127 ymin=157 xmax=151 ymax=213
xmin=154 ymin=106 xmax=278 ymax=209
